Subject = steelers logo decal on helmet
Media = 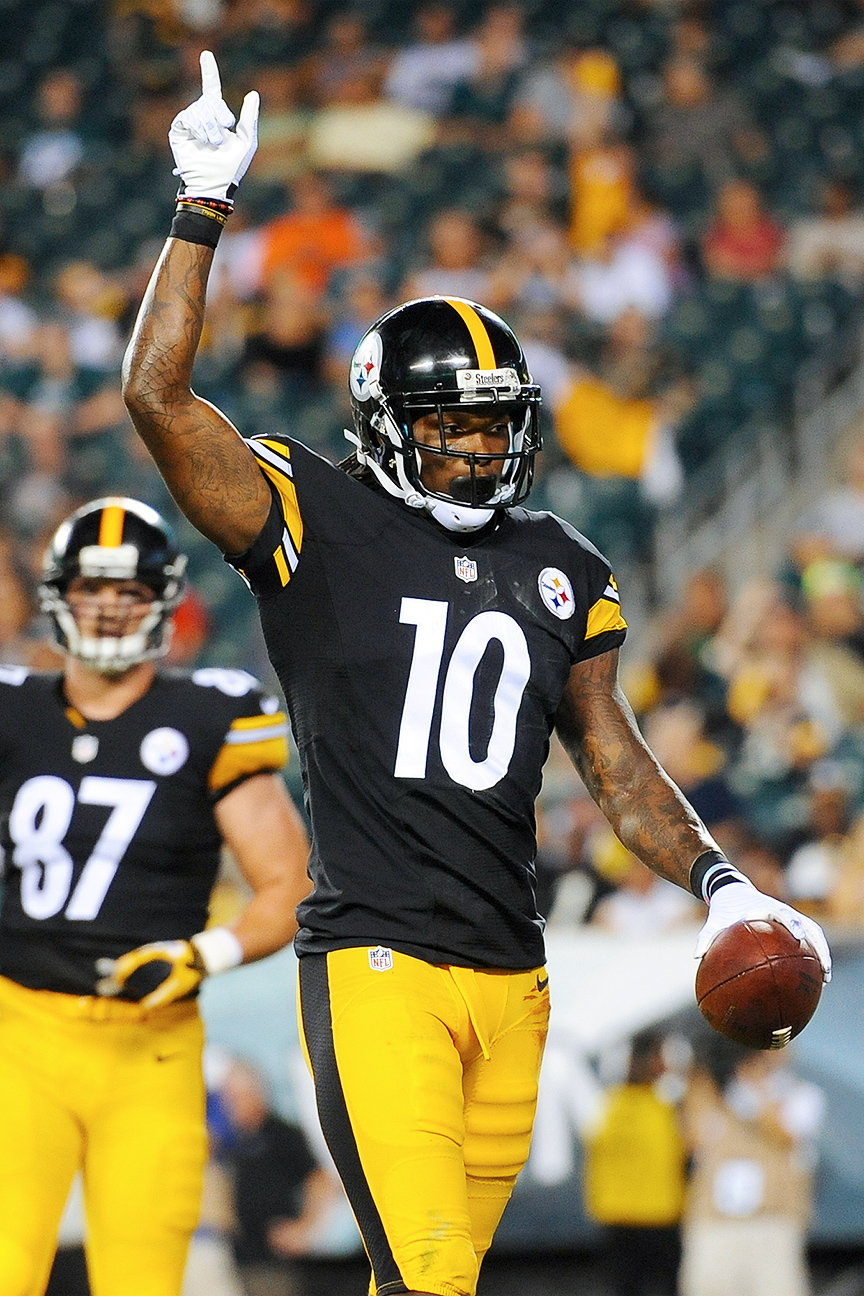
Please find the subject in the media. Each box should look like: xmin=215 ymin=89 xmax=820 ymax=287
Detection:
xmin=538 ymin=568 xmax=576 ymax=620
xmin=140 ymin=727 xmax=190 ymax=776
xmin=349 ymin=330 xmax=383 ymax=401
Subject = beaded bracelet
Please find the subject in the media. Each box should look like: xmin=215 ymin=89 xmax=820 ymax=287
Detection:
xmin=169 ymin=194 xmax=234 ymax=249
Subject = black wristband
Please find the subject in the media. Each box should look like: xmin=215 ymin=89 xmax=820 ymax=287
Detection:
xmin=689 ymin=849 xmax=748 ymax=902
xmin=169 ymin=195 xmax=233 ymax=249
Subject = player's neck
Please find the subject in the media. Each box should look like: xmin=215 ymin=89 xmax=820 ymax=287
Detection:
xmin=62 ymin=658 xmax=157 ymax=720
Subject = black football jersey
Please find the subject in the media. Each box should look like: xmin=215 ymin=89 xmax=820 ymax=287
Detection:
xmin=0 ymin=666 xmax=288 ymax=995
xmin=229 ymin=438 xmax=624 ymax=974
xmin=229 ymin=437 xmax=626 ymax=970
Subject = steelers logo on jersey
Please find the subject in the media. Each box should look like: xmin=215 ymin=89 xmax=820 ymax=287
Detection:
xmin=140 ymin=727 xmax=190 ymax=775
xmin=538 ymin=567 xmax=575 ymax=620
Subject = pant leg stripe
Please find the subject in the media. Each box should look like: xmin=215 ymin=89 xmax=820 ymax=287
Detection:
xmin=298 ymin=954 xmax=405 ymax=1295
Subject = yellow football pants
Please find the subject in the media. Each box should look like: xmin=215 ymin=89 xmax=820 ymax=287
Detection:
xmin=298 ymin=948 xmax=550 ymax=1296
xmin=0 ymin=974 xmax=207 ymax=1296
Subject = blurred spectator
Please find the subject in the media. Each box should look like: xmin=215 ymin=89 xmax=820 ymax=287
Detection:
xmin=306 ymin=78 xmax=436 ymax=174
xmin=497 ymin=220 xmax=571 ymax=316
xmin=701 ymin=181 xmax=785 ymax=283
xmin=544 ymin=308 xmax=685 ymax=562
xmin=216 ymin=1057 xmax=337 ymax=1296
xmin=680 ymin=1049 xmax=824 ymax=1296
xmin=785 ymin=761 xmax=855 ymax=918
xmin=591 ymin=856 xmax=700 ymax=936
xmin=563 ymin=228 xmax=674 ymax=325
xmin=645 ymin=57 xmax=767 ymax=192
xmin=792 ymin=428 xmax=864 ymax=569
xmin=53 ymin=261 xmax=126 ymax=373
xmin=569 ymin=135 xmax=635 ymax=259
xmin=0 ymin=254 xmax=39 ymax=366
xmin=495 ymin=148 xmax=565 ymax=246
xmin=512 ymin=44 xmax=622 ymax=147
xmin=800 ymin=558 xmax=864 ymax=724
xmin=241 ymin=268 xmax=329 ymax=400
xmin=447 ymin=3 xmax=528 ymax=141
xmin=260 ymin=172 xmax=368 ymax=297
xmin=18 ymin=68 xmax=85 ymax=191
xmin=786 ymin=179 xmax=864 ymax=287
xmin=384 ymin=2 xmax=477 ymax=116
xmin=722 ymin=591 xmax=848 ymax=847
xmin=583 ymin=1029 xmax=687 ymax=1296
xmin=402 ymin=207 xmax=505 ymax=305
xmin=217 ymin=0 xmax=314 ymax=80
xmin=252 ymin=65 xmax=312 ymax=182
xmin=641 ymin=701 xmax=742 ymax=840
xmin=299 ymin=10 xmax=386 ymax=108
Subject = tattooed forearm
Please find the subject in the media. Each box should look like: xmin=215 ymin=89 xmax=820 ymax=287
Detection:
xmin=556 ymin=649 xmax=717 ymax=890
xmin=122 ymin=238 xmax=270 ymax=553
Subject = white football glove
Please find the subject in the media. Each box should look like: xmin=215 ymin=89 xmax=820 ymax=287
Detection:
xmin=168 ymin=50 xmax=259 ymax=201
xmin=694 ymin=879 xmax=832 ymax=983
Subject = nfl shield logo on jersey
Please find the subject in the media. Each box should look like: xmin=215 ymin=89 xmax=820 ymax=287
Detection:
xmin=368 ymin=946 xmax=394 ymax=972
xmin=454 ymin=555 xmax=478 ymax=583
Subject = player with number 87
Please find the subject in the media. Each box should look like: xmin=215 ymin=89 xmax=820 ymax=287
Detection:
xmin=121 ymin=51 xmax=831 ymax=1296
xmin=0 ymin=496 xmax=310 ymax=1296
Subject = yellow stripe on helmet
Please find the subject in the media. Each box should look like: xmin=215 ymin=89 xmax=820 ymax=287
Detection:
xmin=444 ymin=298 xmax=497 ymax=369
xmin=98 ymin=503 xmax=125 ymax=547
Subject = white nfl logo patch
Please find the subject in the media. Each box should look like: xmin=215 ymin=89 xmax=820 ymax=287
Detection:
xmin=368 ymin=946 xmax=394 ymax=972
xmin=455 ymin=555 xmax=478 ymax=583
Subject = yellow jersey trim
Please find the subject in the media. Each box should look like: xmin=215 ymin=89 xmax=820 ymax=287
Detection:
xmin=208 ymin=731 xmax=289 ymax=792
xmin=585 ymin=592 xmax=628 ymax=640
xmin=249 ymin=440 xmax=303 ymax=580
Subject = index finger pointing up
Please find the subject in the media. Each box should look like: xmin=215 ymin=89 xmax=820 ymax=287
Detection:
xmin=199 ymin=49 xmax=222 ymax=99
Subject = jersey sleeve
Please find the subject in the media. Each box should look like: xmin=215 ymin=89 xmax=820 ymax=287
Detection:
xmin=225 ymin=436 xmax=304 ymax=598
xmin=207 ymin=684 xmax=290 ymax=802
xmin=576 ymin=566 xmax=628 ymax=663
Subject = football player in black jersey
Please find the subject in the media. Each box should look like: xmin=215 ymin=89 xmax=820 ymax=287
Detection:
xmin=0 ymin=496 xmax=310 ymax=1296
xmin=121 ymin=53 xmax=831 ymax=1296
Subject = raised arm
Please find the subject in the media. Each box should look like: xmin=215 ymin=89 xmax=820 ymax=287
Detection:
xmin=555 ymin=647 xmax=715 ymax=889
xmin=121 ymin=50 xmax=270 ymax=555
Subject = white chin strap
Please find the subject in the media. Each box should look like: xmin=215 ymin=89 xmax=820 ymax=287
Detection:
xmin=425 ymin=499 xmax=495 ymax=532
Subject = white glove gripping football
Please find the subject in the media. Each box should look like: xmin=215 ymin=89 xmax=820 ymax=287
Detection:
xmin=168 ymin=50 xmax=259 ymax=201
xmin=694 ymin=878 xmax=832 ymax=983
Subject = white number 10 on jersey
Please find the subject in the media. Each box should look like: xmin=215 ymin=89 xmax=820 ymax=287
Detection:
xmin=395 ymin=598 xmax=531 ymax=791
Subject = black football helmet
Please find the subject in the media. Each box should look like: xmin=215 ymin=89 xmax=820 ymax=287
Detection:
xmin=347 ymin=296 xmax=542 ymax=512
xmin=40 ymin=497 xmax=187 ymax=674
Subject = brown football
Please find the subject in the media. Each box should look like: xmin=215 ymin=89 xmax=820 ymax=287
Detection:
xmin=695 ymin=918 xmax=823 ymax=1050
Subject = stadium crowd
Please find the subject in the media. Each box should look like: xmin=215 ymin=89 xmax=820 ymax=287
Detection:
xmin=4 ymin=0 xmax=864 ymax=928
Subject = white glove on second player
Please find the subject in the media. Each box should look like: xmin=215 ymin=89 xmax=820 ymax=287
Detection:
xmin=169 ymin=50 xmax=259 ymax=201
xmin=694 ymin=877 xmax=832 ymax=982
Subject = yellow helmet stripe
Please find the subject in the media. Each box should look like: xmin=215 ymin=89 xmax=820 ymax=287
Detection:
xmin=444 ymin=298 xmax=496 ymax=369
xmin=98 ymin=503 xmax=125 ymax=547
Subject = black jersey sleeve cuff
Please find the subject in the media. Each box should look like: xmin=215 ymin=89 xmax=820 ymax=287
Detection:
xmin=573 ymin=627 xmax=627 ymax=664
xmin=224 ymin=486 xmax=286 ymax=598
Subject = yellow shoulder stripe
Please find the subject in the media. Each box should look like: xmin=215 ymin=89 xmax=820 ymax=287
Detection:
xmin=226 ymin=712 xmax=289 ymax=743
xmin=209 ymin=732 xmax=289 ymax=792
xmin=585 ymin=595 xmax=628 ymax=640
xmin=251 ymin=441 xmax=303 ymax=554
xmin=444 ymin=298 xmax=496 ymax=368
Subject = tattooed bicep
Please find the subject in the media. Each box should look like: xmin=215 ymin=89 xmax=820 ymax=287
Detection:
xmin=555 ymin=649 xmax=647 ymax=786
